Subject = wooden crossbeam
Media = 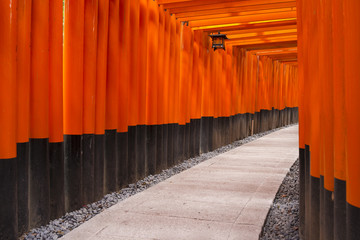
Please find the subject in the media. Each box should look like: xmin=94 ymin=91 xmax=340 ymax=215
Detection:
xmin=175 ymin=2 xmax=296 ymax=19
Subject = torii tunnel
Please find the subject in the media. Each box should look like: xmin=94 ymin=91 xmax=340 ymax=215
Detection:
xmin=0 ymin=0 xmax=358 ymax=239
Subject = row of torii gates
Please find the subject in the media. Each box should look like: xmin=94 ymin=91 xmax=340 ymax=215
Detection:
xmin=0 ymin=0 xmax=359 ymax=240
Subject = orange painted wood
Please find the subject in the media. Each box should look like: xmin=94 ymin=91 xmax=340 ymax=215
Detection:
xmin=17 ymin=0 xmax=31 ymax=143
xmin=118 ymin=0 xmax=130 ymax=133
xmin=146 ymin=0 xmax=159 ymax=126
xmin=138 ymin=0 xmax=148 ymax=126
xmin=95 ymin=0 xmax=109 ymax=134
xmin=49 ymin=0 xmax=64 ymax=142
xmin=31 ymin=0 xmax=50 ymax=138
xmin=0 ymin=0 xmax=17 ymax=158
xmin=83 ymin=0 xmax=98 ymax=134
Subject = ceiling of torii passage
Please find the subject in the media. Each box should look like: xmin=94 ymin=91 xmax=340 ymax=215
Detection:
xmin=158 ymin=0 xmax=297 ymax=62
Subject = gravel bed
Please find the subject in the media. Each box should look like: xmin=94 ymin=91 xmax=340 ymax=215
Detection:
xmin=21 ymin=124 xmax=296 ymax=240
xmin=259 ymin=158 xmax=300 ymax=240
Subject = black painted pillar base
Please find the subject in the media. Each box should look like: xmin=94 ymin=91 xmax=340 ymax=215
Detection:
xmin=145 ymin=125 xmax=157 ymax=175
xmin=225 ymin=117 xmax=231 ymax=145
xmin=208 ymin=117 xmax=214 ymax=151
xmin=49 ymin=142 xmax=64 ymax=220
xmin=29 ymin=138 xmax=50 ymax=228
xmin=0 ymin=158 xmax=17 ymax=239
xmin=127 ymin=126 xmax=137 ymax=184
xmin=117 ymin=132 xmax=128 ymax=189
xmin=320 ymin=176 xmax=325 ymax=240
xmin=190 ymin=119 xmax=196 ymax=158
xmin=299 ymin=148 xmax=305 ymax=240
xmin=200 ymin=117 xmax=210 ymax=154
xmin=156 ymin=125 xmax=164 ymax=173
xmin=212 ymin=118 xmax=219 ymax=150
xmin=185 ymin=122 xmax=190 ymax=160
xmin=136 ymin=125 xmax=146 ymax=181
xmin=167 ymin=124 xmax=175 ymax=168
xmin=64 ymin=135 xmax=82 ymax=212
xmin=173 ymin=124 xmax=180 ymax=165
xmin=162 ymin=124 xmax=168 ymax=170
xmin=347 ymin=202 xmax=360 ymax=240
xmin=177 ymin=124 xmax=185 ymax=163
xmin=334 ymin=178 xmax=346 ymax=240
xmin=194 ymin=119 xmax=200 ymax=157
xmin=94 ymin=134 xmax=105 ymax=201
xmin=310 ymin=176 xmax=320 ymax=240
xmin=82 ymin=135 xmax=94 ymax=205
xmin=324 ymin=186 xmax=334 ymax=240
xmin=105 ymin=130 xmax=117 ymax=194
xmin=17 ymin=142 xmax=29 ymax=236
xmin=305 ymin=145 xmax=311 ymax=240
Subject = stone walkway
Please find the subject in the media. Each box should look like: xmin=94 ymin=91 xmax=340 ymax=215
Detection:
xmin=62 ymin=125 xmax=299 ymax=240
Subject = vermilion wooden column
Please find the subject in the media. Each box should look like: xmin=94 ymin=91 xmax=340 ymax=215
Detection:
xmin=16 ymin=0 xmax=31 ymax=235
xmin=137 ymin=0 xmax=148 ymax=179
xmin=29 ymin=0 xmax=50 ymax=228
xmin=105 ymin=0 xmax=120 ymax=194
xmin=64 ymin=0 xmax=84 ymax=211
xmin=0 ymin=1 xmax=18 ymax=238
xmin=49 ymin=0 xmax=65 ymax=220
xmin=117 ymin=0 xmax=130 ymax=188
xmin=94 ymin=0 xmax=109 ymax=200
xmin=128 ymin=0 xmax=140 ymax=183
xmin=344 ymin=1 xmax=360 ymax=239
xmin=146 ymin=0 xmax=159 ymax=175
xmin=83 ymin=0 xmax=98 ymax=204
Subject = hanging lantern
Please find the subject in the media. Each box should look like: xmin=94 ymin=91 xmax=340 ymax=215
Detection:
xmin=209 ymin=32 xmax=228 ymax=51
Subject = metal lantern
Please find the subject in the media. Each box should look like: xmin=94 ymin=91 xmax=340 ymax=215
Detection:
xmin=209 ymin=32 xmax=228 ymax=51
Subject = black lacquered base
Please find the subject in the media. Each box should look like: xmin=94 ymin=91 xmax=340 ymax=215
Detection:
xmin=82 ymin=134 xmax=94 ymax=205
xmin=29 ymin=138 xmax=50 ymax=228
xmin=17 ymin=142 xmax=29 ymax=235
xmin=105 ymin=130 xmax=117 ymax=194
xmin=64 ymin=135 xmax=82 ymax=212
xmin=0 ymin=157 xmax=17 ymax=240
xmin=117 ymin=132 xmax=128 ymax=189
xmin=49 ymin=142 xmax=65 ymax=219
xmin=94 ymin=134 xmax=105 ymax=201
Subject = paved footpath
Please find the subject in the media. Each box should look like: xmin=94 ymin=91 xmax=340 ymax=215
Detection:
xmin=62 ymin=125 xmax=299 ymax=240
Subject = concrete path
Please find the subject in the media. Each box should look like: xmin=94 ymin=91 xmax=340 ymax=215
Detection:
xmin=62 ymin=125 xmax=299 ymax=240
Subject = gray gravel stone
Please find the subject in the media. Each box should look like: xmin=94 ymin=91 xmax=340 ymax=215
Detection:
xmin=20 ymin=124 xmax=296 ymax=240
xmin=259 ymin=158 xmax=300 ymax=240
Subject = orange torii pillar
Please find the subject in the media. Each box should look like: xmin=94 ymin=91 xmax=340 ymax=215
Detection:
xmin=136 ymin=0 xmax=148 ymax=180
xmin=105 ymin=0 xmax=120 ymax=194
xmin=49 ymin=0 xmax=65 ymax=220
xmin=332 ymin=0 xmax=347 ymax=238
xmin=145 ymin=0 xmax=159 ymax=175
xmin=199 ymin=32 xmax=212 ymax=154
xmin=189 ymin=30 xmax=202 ymax=158
xmin=16 ymin=0 xmax=31 ymax=235
xmin=0 ymin=0 xmax=17 ymax=238
xmin=173 ymin=19 xmax=181 ymax=164
xmin=82 ymin=0 xmax=98 ymax=205
xmin=29 ymin=0 xmax=51 ymax=228
xmin=94 ymin=0 xmax=109 ymax=200
xmin=64 ymin=0 xmax=85 ymax=211
xmin=156 ymin=5 xmax=166 ymax=171
xmin=117 ymin=0 xmax=130 ymax=187
xmin=128 ymin=0 xmax=140 ymax=183
xmin=344 ymin=0 xmax=360 ymax=239
xmin=167 ymin=14 xmax=177 ymax=168
xmin=162 ymin=10 xmax=171 ymax=168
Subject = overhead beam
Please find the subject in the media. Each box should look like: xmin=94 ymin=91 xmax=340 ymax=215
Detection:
xmin=159 ymin=0 xmax=294 ymax=13
xmin=229 ymin=39 xmax=297 ymax=48
xmin=177 ymin=7 xmax=295 ymax=22
xmin=188 ymin=11 xmax=296 ymax=27
xmin=175 ymin=2 xmax=296 ymax=19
